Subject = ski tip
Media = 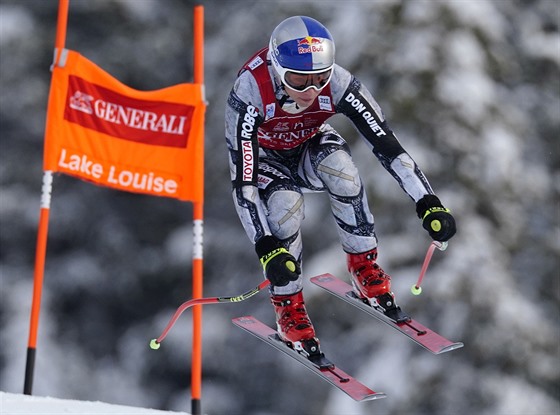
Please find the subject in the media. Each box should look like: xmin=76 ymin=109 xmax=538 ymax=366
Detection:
xmin=310 ymin=273 xmax=336 ymax=282
xmin=362 ymin=392 xmax=387 ymax=401
xmin=437 ymin=342 xmax=464 ymax=354
xmin=232 ymin=315 xmax=256 ymax=325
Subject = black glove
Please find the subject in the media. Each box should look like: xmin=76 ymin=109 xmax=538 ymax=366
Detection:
xmin=416 ymin=195 xmax=456 ymax=242
xmin=255 ymin=236 xmax=301 ymax=287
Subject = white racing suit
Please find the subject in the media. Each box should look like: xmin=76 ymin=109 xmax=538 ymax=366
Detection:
xmin=225 ymin=48 xmax=434 ymax=295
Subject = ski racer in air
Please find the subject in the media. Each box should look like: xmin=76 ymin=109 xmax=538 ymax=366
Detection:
xmin=225 ymin=16 xmax=456 ymax=355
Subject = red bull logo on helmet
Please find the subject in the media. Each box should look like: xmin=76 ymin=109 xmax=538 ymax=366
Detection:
xmin=297 ymin=36 xmax=324 ymax=54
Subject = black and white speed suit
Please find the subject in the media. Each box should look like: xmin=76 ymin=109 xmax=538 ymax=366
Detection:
xmin=225 ymin=48 xmax=435 ymax=295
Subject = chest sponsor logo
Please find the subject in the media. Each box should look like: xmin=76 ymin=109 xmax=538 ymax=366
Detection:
xmin=272 ymin=122 xmax=290 ymax=132
xmin=259 ymin=127 xmax=319 ymax=148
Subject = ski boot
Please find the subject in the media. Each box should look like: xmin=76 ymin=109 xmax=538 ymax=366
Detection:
xmin=347 ymin=248 xmax=410 ymax=323
xmin=271 ymin=290 xmax=322 ymax=358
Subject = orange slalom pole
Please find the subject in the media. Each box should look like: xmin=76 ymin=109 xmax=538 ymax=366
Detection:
xmin=54 ymin=0 xmax=69 ymax=66
xmin=24 ymin=171 xmax=54 ymax=394
xmin=24 ymin=0 xmax=69 ymax=395
xmin=191 ymin=213 xmax=203 ymax=415
xmin=191 ymin=5 xmax=204 ymax=415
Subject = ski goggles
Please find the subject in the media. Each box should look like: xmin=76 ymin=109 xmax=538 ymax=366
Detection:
xmin=282 ymin=68 xmax=333 ymax=93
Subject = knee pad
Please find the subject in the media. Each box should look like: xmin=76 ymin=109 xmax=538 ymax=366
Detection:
xmin=317 ymin=150 xmax=361 ymax=197
xmin=265 ymin=189 xmax=305 ymax=239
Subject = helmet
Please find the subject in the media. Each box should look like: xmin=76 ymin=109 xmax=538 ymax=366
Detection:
xmin=269 ymin=16 xmax=335 ymax=92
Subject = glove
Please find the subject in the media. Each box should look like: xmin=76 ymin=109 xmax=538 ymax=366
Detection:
xmin=416 ymin=195 xmax=456 ymax=242
xmin=255 ymin=236 xmax=301 ymax=287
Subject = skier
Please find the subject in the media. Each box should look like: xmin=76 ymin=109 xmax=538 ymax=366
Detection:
xmin=225 ymin=16 xmax=456 ymax=354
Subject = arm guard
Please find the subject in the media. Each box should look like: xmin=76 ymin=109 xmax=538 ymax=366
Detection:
xmin=225 ymin=75 xmax=271 ymax=243
xmin=336 ymin=77 xmax=434 ymax=202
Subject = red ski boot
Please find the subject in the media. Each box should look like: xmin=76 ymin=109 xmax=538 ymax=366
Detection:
xmin=271 ymin=290 xmax=321 ymax=356
xmin=347 ymin=248 xmax=409 ymax=322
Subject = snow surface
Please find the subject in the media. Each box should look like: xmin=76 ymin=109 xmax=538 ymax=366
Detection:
xmin=0 ymin=392 xmax=189 ymax=415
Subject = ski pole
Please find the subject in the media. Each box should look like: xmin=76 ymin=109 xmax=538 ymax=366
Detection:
xmin=410 ymin=241 xmax=448 ymax=296
xmin=150 ymin=279 xmax=271 ymax=349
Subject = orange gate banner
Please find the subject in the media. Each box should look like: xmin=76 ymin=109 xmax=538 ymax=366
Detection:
xmin=43 ymin=49 xmax=205 ymax=202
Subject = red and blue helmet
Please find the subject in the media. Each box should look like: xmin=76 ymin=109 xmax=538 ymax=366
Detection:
xmin=269 ymin=16 xmax=335 ymax=92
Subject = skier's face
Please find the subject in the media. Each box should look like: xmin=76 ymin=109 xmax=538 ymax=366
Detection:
xmin=285 ymin=86 xmax=320 ymax=109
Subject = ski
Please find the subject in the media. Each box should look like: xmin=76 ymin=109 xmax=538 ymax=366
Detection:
xmin=310 ymin=274 xmax=464 ymax=355
xmin=232 ymin=315 xmax=386 ymax=402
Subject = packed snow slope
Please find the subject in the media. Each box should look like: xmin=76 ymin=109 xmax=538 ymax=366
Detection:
xmin=0 ymin=392 xmax=189 ymax=415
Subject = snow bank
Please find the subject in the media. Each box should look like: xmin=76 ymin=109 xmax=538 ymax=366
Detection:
xmin=0 ymin=392 xmax=189 ymax=415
